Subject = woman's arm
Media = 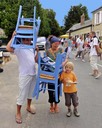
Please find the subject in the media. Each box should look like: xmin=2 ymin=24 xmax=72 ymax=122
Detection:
xmin=62 ymin=59 xmax=68 ymax=67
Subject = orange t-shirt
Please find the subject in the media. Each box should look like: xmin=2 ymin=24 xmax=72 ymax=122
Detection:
xmin=60 ymin=71 xmax=77 ymax=93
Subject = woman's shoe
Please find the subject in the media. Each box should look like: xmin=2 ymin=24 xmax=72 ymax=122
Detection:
xmin=50 ymin=107 xmax=55 ymax=113
xmin=54 ymin=106 xmax=59 ymax=113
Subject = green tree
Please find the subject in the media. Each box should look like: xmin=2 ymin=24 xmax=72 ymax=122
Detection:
xmin=46 ymin=9 xmax=61 ymax=36
xmin=0 ymin=0 xmax=19 ymax=38
xmin=39 ymin=8 xmax=51 ymax=37
xmin=0 ymin=0 xmax=61 ymax=38
xmin=64 ymin=4 xmax=89 ymax=32
xmin=0 ymin=0 xmax=42 ymax=38
xmin=38 ymin=8 xmax=61 ymax=37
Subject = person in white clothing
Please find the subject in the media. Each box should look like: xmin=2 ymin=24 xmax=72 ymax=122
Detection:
xmin=64 ymin=36 xmax=73 ymax=59
xmin=89 ymin=31 xmax=101 ymax=79
xmin=74 ymin=35 xmax=84 ymax=60
xmin=82 ymin=34 xmax=91 ymax=61
xmin=6 ymin=31 xmax=39 ymax=124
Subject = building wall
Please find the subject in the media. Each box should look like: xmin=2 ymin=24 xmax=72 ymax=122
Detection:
xmin=71 ymin=26 xmax=92 ymax=37
xmin=68 ymin=7 xmax=102 ymax=40
xmin=93 ymin=25 xmax=102 ymax=36
xmin=92 ymin=7 xmax=102 ymax=38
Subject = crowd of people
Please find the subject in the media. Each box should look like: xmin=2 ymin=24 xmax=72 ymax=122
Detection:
xmin=4 ymin=31 xmax=102 ymax=124
xmin=60 ymin=32 xmax=102 ymax=79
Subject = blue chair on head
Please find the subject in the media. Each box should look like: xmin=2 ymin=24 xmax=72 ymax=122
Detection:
xmin=32 ymin=52 xmax=66 ymax=102
xmin=11 ymin=5 xmax=41 ymax=49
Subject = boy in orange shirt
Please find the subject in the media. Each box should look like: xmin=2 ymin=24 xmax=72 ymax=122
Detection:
xmin=60 ymin=61 xmax=80 ymax=117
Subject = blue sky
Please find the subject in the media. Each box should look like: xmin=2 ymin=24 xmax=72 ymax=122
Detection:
xmin=39 ymin=0 xmax=102 ymax=26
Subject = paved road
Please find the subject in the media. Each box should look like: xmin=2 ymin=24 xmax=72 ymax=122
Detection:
xmin=0 ymin=51 xmax=102 ymax=128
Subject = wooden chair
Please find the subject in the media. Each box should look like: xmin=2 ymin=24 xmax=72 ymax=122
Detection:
xmin=11 ymin=5 xmax=41 ymax=49
xmin=32 ymin=52 xmax=66 ymax=102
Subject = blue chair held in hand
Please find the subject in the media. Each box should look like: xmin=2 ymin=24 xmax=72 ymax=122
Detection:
xmin=32 ymin=52 xmax=66 ymax=102
xmin=11 ymin=5 xmax=41 ymax=49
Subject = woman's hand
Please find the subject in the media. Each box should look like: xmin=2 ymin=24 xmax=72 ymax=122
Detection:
xmin=35 ymin=46 xmax=39 ymax=53
xmin=12 ymin=31 xmax=16 ymax=38
xmin=62 ymin=59 xmax=68 ymax=67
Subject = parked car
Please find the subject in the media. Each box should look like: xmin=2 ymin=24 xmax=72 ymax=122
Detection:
xmin=36 ymin=37 xmax=46 ymax=50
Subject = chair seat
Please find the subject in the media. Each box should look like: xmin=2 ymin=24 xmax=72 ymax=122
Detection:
xmin=40 ymin=74 xmax=55 ymax=80
xmin=16 ymin=29 xmax=33 ymax=34
xmin=19 ymin=25 xmax=33 ymax=29
xmin=15 ymin=35 xmax=33 ymax=38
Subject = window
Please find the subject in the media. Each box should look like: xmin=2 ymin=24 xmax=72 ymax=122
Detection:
xmin=95 ymin=11 xmax=102 ymax=24
xmin=96 ymin=12 xmax=100 ymax=24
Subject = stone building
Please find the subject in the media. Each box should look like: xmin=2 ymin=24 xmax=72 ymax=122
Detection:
xmin=67 ymin=6 xmax=102 ymax=40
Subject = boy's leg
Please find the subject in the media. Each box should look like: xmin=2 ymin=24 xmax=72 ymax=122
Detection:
xmin=66 ymin=106 xmax=72 ymax=117
xmin=64 ymin=93 xmax=72 ymax=117
xmin=72 ymin=92 xmax=80 ymax=117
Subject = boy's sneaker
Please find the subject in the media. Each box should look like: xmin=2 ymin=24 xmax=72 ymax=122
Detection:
xmin=73 ymin=109 xmax=80 ymax=117
xmin=66 ymin=109 xmax=72 ymax=117
xmin=95 ymin=72 xmax=102 ymax=79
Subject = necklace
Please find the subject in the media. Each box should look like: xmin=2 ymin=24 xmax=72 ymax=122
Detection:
xmin=49 ymin=48 xmax=58 ymax=60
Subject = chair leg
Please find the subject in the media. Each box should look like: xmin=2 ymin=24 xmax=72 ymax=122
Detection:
xmin=59 ymin=83 xmax=62 ymax=96
xmin=39 ymin=82 xmax=43 ymax=92
xmin=32 ymin=78 xmax=40 ymax=99
xmin=32 ymin=83 xmax=37 ymax=97
xmin=39 ymin=82 xmax=46 ymax=92
xmin=36 ymin=81 xmax=40 ymax=99
xmin=42 ymin=82 xmax=46 ymax=93
xmin=55 ymin=83 xmax=58 ymax=102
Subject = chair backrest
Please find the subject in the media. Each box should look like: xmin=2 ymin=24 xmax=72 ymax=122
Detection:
xmin=11 ymin=5 xmax=41 ymax=49
xmin=54 ymin=52 xmax=66 ymax=77
xmin=37 ymin=52 xmax=66 ymax=78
